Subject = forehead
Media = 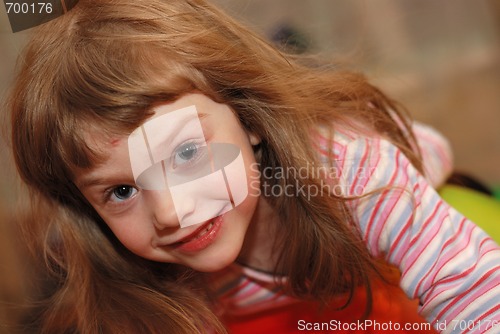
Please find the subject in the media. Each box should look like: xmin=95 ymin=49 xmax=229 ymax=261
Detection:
xmin=82 ymin=93 xmax=213 ymax=145
xmin=81 ymin=91 xmax=239 ymax=160
xmin=149 ymin=93 xmax=218 ymax=116
xmin=76 ymin=93 xmax=222 ymax=174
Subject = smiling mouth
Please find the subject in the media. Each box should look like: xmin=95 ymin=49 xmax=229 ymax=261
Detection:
xmin=177 ymin=220 xmax=215 ymax=243
xmin=168 ymin=215 xmax=224 ymax=252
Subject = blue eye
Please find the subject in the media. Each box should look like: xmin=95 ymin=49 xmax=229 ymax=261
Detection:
xmin=173 ymin=142 xmax=199 ymax=168
xmin=111 ymin=185 xmax=138 ymax=202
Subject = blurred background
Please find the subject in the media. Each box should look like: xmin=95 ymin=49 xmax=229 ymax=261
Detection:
xmin=212 ymin=0 xmax=500 ymax=187
xmin=1 ymin=0 xmax=499 ymax=332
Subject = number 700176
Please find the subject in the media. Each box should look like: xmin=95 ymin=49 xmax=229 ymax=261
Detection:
xmin=5 ymin=2 xmax=53 ymax=14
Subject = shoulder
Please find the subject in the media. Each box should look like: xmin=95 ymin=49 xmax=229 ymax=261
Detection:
xmin=313 ymin=123 xmax=388 ymax=159
xmin=313 ymin=125 xmax=411 ymax=196
xmin=312 ymin=122 xmax=453 ymax=192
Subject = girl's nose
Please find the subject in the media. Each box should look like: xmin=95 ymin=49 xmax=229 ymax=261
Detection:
xmin=146 ymin=190 xmax=180 ymax=230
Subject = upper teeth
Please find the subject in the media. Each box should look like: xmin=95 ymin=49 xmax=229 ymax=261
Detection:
xmin=199 ymin=222 xmax=214 ymax=237
xmin=184 ymin=221 xmax=213 ymax=242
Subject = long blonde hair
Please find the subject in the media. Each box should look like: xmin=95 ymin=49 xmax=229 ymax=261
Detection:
xmin=9 ymin=0 xmax=421 ymax=332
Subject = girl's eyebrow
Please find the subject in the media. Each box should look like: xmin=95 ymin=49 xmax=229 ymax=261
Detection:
xmin=76 ymin=175 xmax=128 ymax=190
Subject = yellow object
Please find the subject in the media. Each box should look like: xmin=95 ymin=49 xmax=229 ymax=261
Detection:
xmin=439 ymin=185 xmax=500 ymax=243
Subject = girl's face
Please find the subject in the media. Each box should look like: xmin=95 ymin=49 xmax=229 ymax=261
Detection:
xmin=75 ymin=93 xmax=261 ymax=272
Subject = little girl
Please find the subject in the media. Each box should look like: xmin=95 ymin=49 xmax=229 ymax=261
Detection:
xmin=7 ymin=0 xmax=500 ymax=333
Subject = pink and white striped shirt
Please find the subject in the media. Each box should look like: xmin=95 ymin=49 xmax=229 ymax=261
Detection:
xmin=210 ymin=123 xmax=500 ymax=333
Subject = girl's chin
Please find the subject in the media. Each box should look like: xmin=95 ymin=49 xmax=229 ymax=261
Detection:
xmin=186 ymin=245 xmax=243 ymax=272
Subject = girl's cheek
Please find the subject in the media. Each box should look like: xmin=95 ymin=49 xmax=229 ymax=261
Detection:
xmin=110 ymin=219 xmax=149 ymax=253
xmin=100 ymin=205 xmax=147 ymax=243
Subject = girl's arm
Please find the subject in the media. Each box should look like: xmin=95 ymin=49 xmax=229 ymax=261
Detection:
xmin=335 ymin=134 xmax=500 ymax=333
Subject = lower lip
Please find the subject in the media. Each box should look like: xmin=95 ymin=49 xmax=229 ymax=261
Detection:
xmin=175 ymin=215 xmax=224 ymax=253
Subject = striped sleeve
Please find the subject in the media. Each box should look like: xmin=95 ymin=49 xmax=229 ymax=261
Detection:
xmin=337 ymin=136 xmax=500 ymax=333
xmin=412 ymin=122 xmax=454 ymax=188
